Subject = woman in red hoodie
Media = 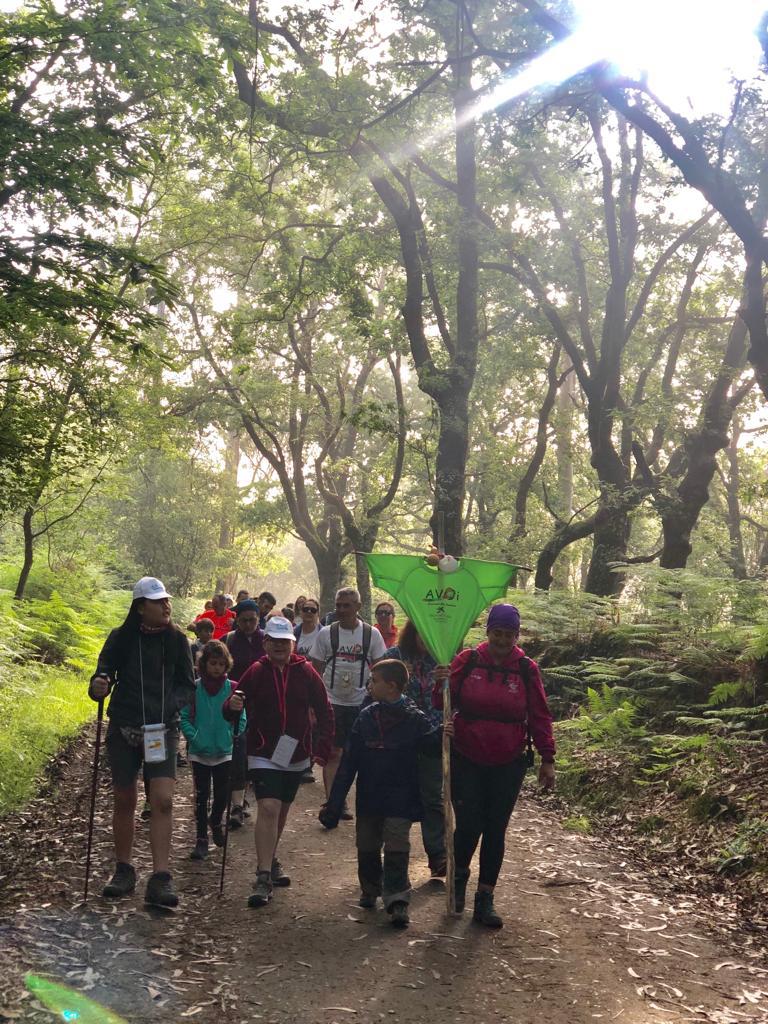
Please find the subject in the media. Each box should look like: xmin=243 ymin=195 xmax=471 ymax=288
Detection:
xmin=226 ymin=616 xmax=333 ymax=908
xmin=438 ymin=604 xmax=555 ymax=929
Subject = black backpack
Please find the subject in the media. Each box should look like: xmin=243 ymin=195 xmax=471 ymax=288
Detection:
xmin=456 ymin=651 xmax=535 ymax=767
xmin=326 ymin=621 xmax=373 ymax=691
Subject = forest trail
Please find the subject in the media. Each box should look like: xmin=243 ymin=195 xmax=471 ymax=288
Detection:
xmin=1 ymin=723 xmax=766 ymax=1024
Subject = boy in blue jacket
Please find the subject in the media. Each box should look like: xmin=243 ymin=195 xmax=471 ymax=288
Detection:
xmin=319 ymin=659 xmax=441 ymax=928
xmin=180 ymin=640 xmax=246 ymax=860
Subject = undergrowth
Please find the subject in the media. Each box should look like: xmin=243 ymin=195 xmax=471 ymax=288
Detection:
xmin=0 ymin=563 xmax=199 ymax=815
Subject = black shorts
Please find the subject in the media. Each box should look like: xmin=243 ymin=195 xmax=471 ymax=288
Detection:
xmin=249 ymin=768 xmax=304 ymax=804
xmin=332 ymin=704 xmax=360 ymax=749
xmin=106 ymin=723 xmax=179 ymax=789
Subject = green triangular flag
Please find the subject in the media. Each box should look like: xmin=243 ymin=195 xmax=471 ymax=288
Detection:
xmin=365 ymin=553 xmax=518 ymax=665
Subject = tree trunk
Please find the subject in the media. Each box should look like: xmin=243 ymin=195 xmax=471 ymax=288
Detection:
xmin=429 ymin=379 xmax=471 ymax=556
xmin=584 ymin=497 xmax=631 ymax=596
xmin=15 ymin=508 xmax=35 ymax=600
xmin=535 ymin=512 xmax=598 ymax=591
xmin=552 ymin=357 xmax=575 ymax=589
xmin=722 ymin=421 xmax=748 ymax=579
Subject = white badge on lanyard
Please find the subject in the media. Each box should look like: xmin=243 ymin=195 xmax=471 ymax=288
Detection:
xmin=271 ymin=734 xmax=298 ymax=768
xmin=143 ymin=723 xmax=167 ymax=763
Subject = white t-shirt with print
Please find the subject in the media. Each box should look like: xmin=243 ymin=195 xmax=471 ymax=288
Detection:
xmin=309 ymin=622 xmax=386 ymax=707
xmin=295 ymin=625 xmax=321 ymax=658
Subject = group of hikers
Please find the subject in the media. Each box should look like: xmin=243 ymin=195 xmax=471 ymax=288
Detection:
xmin=88 ymin=575 xmax=556 ymax=930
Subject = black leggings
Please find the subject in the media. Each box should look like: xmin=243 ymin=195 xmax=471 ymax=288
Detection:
xmin=451 ymin=752 xmax=527 ymax=887
xmin=191 ymin=761 xmax=230 ymax=839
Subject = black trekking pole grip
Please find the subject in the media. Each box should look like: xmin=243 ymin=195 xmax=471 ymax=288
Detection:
xmin=83 ymin=696 xmax=105 ymax=904
xmin=219 ymin=692 xmax=245 ymax=898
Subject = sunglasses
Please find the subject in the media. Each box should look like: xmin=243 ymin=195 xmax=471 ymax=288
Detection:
xmin=303 ymin=606 xmax=319 ymax=614
xmin=376 ymin=609 xmax=394 ymax=616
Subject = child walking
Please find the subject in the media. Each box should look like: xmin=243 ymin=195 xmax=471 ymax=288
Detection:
xmin=319 ymin=659 xmax=442 ymax=928
xmin=180 ymin=640 xmax=246 ymax=860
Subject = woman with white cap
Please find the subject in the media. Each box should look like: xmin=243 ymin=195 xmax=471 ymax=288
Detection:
xmin=89 ymin=577 xmax=195 ymax=907
xmin=226 ymin=616 xmax=334 ymax=908
xmin=437 ymin=603 xmax=555 ymax=929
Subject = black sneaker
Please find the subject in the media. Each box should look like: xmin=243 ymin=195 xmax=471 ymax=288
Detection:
xmin=189 ymin=839 xmax=209 ymax=861
xmin=428 ymin=857 xmax=447 ymax=878
xmin=210 ymin=821 xmax=226 ymax=848
xmin=389 ymin=901 xmax=410 ymax=928
xmin=102 ymin=862 xmax=136 ymax=899
xmin=359 ymin=893 xmax=378 ymax=909
xmin=473 ymin=890 xmax=503 ymax=929
xmin=340 ymin=802 xmax=354 ymax=821
xmin=145 ymin=871 xmax=179 ymax=908
xmin=271 ymin=858 xmax=290 ymax=887
xmin=248 ymin=870 xmax=273 ymax=908
xmin=454 ymin=870 xmax=469 ymax=913
xmin=229 ymin=805 xmax=244 ymax=830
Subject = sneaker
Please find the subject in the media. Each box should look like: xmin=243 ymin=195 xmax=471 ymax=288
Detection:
xmin=140 ymin=803 xmax=151 ymax=821
xmin=454 ymin=870 xmax=469 ymax=913
xmin=340 ymin=802 xmax=354 ymax=821
xmin=210 ymin=821 xmax=226 ymax=848
xmin=248 ymin=870 xmax=273 ymax=908
xmin=229 ymin=805 xmax=244 ymax=830
xmin=428 ymin=857 xmax=447 ymax=878
xmin=300 ymin=767 xmax=315 ymax=784
xmin=389 ymin=901 xmax=410 ymax=929
xmin=271 ymin=858 xmax=290 ymax=887
xmin=473 ymin=890 xmax=503 ymax=929
xmin=358 ymin=893 xmax=377 ymax=909
xmin=102 ymin=862 xmax=136 ymax=899
xmin=189 ymin=839 xmax=209 ymax=861
xmin=145 ymin=871 xmax=178 ymax=908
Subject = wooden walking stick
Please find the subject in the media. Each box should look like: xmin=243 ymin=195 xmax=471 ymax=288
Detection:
xmin=83 ymin=697 xmax=104 ymax=903
xmin=219 ymin=694 xmax=244 ymax=898
xmin=442 ymin=675 xmax=456 ymax=914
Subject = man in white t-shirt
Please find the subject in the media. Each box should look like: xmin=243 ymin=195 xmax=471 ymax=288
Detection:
xmin=310 ymin=587 xmax=386 ymax=808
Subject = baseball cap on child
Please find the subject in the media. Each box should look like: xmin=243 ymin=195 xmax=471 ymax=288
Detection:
xmin=132 ymin=577 xmax=171 ymax=601
xmin=264 ymin=616 xmax=295 ymax=640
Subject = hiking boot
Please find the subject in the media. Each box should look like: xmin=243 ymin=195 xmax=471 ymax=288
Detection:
xmin=454 ymin=869 xmax=469 ymax=913
xmin=300 ymin=767 xmax=315 ymax=784
xmin=340 ymin=802 xmax=353 ymax=821
xmin=389 ymin=901 xmax=410 ymax=929
xmin=176 ymin=751 xmax=187 ymax=767
xmin=102 ymin=862 xmax=136 ymax=899
xmin=145 ymin=871 xmax=179 ymax=908
xmin=210 ymin=821 xmax=226 ymax=848
xmin=473 ymin=890 xmax=503 ymax=929
xmin=248 ymin=870 xmax=273 ymax=908
xmin=271 ymin=858 xmax=290 ymax=887
xmin=358 ymin=893 xmax=378 ymax=909
xmin=229 ymin=805 xmax=244 ymax=830
xmin=428 ymin=857 xmax=447 ymax=878
xmin=189 ymin=839 xmax=209 ymax=861
xmin=140 ymin=803 xmax=151 ymax=821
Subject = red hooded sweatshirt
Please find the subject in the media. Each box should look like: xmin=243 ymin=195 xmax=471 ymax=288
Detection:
xmin=434 ymin=642 xmax=555 ymax=766
xmin=223 ymin=653 xmax=334 ymax=767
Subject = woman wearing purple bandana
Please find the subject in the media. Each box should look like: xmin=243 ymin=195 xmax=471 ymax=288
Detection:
xmin=435 ymin=603 xmax=555 ymax=929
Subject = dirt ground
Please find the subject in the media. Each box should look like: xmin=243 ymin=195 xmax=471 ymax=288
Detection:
xmin=1 ymin=723 xmax=767 ymax=1024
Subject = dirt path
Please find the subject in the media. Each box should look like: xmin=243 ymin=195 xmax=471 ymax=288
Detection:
xmin=1 ymin=724 xmax=767 ymax=1024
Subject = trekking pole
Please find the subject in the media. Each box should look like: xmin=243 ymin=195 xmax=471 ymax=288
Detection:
xmin=219 ymin=694 xmax=244 ymax=898
xmin=83 ymin=697 xmax=105 ymax=904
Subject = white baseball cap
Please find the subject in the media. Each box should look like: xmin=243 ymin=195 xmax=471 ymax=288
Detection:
xmin=132 ymin=576 xmax=171 ymax=601
xmin=264 ymin=616 xmax=295 ymax=640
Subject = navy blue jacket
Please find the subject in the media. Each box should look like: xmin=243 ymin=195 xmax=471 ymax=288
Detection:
xmin=325 ymin=698 xmax=441 ymax=823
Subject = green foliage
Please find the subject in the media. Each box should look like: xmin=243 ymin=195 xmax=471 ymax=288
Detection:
xmin=560 ymin=684 xmax=645 ymax=746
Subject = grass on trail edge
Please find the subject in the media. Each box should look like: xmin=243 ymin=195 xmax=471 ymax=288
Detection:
xmin=0 ymin=664 xmax=95 ymax=814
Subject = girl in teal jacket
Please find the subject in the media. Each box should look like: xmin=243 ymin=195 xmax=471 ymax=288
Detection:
xmin=180 ymin=640 xmax=246 ymax=860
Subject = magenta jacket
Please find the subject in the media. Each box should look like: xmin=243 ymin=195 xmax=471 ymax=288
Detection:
xmin=224 ymin=653 xmax=334 ymax=766
xmin=434 ymin=642 xmax=555 ymax=766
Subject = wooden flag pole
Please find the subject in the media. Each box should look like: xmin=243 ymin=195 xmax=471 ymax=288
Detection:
xmin=436 ymin=511 xmax=456 ymax=914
